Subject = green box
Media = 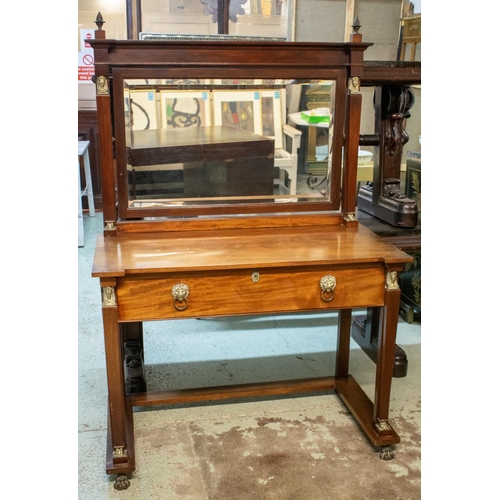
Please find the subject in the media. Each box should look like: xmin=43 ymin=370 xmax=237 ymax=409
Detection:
xmin=300 ymin=111 xmax=330 ymax=123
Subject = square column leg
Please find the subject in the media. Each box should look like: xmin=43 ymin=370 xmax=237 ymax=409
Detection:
xmin=100 ymin=281 xmax=135 ymax=476
xmin=373 ymin=270 xmax=402 ymax=436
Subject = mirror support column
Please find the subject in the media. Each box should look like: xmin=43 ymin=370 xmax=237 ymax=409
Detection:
xmin=93 ymin=26 xmax=117 ymax=234
xmin=343 ymin=80 xmax=362 ymax=224
xmin=342 ymin=24 xmax=365 ymax=226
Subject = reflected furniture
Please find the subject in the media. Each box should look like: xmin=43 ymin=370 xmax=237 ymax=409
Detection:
xmin=78 ymin=140 xmax=95 ymax=247
xmin=126 ymin=85 xmax=302 ymax=197
xmin=89 ymin=21 xmax=413 ymax=490
xmin=128 ymin=126 xmax=275 ymax=198
xmin=398 ymin=14 xmax=421 ymax=62
xmin=273 ymin=123 xmax=302 ymax=194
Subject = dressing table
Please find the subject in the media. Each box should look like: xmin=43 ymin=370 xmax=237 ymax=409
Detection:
xmin=89 ymin=17 xmax=412 ymax=490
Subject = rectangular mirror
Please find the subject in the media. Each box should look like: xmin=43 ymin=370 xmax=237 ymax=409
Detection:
xmin=116 ymin=76 xmax=343 ymax=217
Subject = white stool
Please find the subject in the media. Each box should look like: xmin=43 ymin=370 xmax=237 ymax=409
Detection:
xmin=78 ymin=140 xmax=95 ymax=247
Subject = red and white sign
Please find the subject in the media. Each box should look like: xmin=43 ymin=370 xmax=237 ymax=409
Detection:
xmin=78 ymin=51 xmax=94 ymax=82
xmin=80 ymin=29 xmax=95 ymax=53
xmin=78 ymin=29 xmax=95 ymax=83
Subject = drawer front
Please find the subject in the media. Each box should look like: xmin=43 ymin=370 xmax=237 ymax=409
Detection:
xmin=116 ymin=266 xmax=385 ymax=322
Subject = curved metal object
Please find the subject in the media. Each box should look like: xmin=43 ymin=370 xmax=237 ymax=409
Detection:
xmin=171 ymin=283 xmax=189 ymax=311
xmin=114 ymin=474 xmax=130 ymax=490
xmin=379 ymin=446 xmax=395 ymax=461
xmin=319 ymin=275 xmax=336 ymax=302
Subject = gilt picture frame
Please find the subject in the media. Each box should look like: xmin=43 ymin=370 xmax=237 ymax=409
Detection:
xmin=212 ymin=90 xmax=263 ymax=135
xmin=261 ymin=89 xmax=283 ymax=149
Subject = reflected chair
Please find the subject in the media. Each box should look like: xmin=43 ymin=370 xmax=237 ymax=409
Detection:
xmin=212 ymin=88 xmax=302 ymax=195
xmin=273 ymin=123 xmax=302 ymax=195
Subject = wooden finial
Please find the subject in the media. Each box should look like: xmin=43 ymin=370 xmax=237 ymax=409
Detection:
xmin=350 ymin=17 xmax=362 ymax=42
xmin=352 ymin=17 xmax=361 ymax=34
xmin=95 ymin=12 xmax=105 ymax=30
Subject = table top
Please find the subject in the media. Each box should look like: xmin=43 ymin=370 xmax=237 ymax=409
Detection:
xmin=78 ymin=140 xmax=90 ymax=156
xmin=129 ymin=125 xmax=274 ymax=166
xmin=92 ymin=224 xmax=412 ymax=278
xmin=131 ymin=126 xmax=271 ymax=150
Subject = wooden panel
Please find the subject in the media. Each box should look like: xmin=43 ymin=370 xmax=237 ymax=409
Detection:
xmin=116 ymin=265 xmax=385 ymax=321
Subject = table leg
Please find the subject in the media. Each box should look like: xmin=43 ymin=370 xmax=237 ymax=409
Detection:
xmin=336 ymin=309 xmax=352 ymax=378
xmin=373 ymin=272 xmax=401 ymax=444
xmin=100 ymin=283 xmax=135 ymax=478
xmin=351 ymin=309 xmax=408 ymax=378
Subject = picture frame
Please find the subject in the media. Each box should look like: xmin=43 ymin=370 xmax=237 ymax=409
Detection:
xmin=261 ymin=89 xmax=284 ymax=149
xmin=129 ymin=89 xmax=159 ymax=130
xmin=212 ymin=90 xmax=263 ymax=135
xmin=160 ymin=90 xmax=212 ymax=129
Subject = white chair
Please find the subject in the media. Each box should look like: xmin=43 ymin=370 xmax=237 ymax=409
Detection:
xmin=212 ymin=89 xmax=302 ymax=195
xmin=78 ymin=140 xmax=95 ymax=247
xmin=274 ymin=123 xmax=302 ymax=195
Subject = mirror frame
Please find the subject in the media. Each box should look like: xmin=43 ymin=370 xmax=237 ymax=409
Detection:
xmin=113 ymin=69 xmax=346 ymax=219
xmin=89 ymin=35 xmax=372 ymax=233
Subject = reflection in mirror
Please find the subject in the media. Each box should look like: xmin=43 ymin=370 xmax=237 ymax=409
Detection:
xmin=123 ymin=79 xmax=336 ymax=208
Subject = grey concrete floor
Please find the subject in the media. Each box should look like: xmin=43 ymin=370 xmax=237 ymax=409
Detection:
xmin=78 ymin=212 xmax=421 ymax=499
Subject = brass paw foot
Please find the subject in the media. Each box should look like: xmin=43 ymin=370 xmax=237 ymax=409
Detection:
xmin=379 ymin=446 xmax=394 ymax=460
xmin=114 ymin=474 xmax=130 ymax=490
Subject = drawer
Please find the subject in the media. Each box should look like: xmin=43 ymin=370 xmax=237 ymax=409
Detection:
xmin=116 ymin=265 xmax=385 ymax=322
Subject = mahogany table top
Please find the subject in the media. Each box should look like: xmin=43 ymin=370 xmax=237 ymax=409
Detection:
xmin=92 ymin=224 xmax=412 ymax=278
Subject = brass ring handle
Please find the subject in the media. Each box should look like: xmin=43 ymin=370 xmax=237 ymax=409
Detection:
xmin=320 ymin=275 xmax=336 ymax=302
xmin=171 ymin=283 xmax=189 ymax=311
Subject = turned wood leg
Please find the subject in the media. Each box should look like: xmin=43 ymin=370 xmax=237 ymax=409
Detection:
xmin=373 ymin=271 xmax=401 ymax=436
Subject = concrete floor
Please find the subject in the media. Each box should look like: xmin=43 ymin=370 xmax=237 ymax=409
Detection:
xmin=78 ymin=212 xmax=421 ymax=499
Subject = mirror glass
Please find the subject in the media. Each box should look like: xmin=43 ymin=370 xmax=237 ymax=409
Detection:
xmin=122 ymin=78 xmax=337 ymax=209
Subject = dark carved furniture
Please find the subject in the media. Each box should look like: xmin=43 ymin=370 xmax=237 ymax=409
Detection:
xmin=89 ymin=19 xmax=413 ymax=490
xmin=357 ymin=61 xmax=421 ymax=228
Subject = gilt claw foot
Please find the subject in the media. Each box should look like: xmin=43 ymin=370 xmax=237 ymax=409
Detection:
xmin=114 ymin=474 xmax=130 ymax=490
xmin=379 ymin=446 xmax=394 ymax=460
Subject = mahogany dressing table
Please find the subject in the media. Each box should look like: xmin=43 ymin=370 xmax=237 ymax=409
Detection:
xmin=89 ymin=17 xmax=412 ymax=490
